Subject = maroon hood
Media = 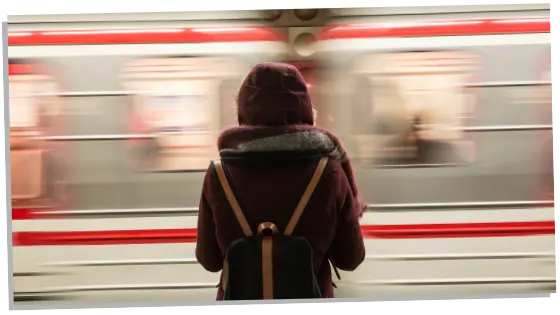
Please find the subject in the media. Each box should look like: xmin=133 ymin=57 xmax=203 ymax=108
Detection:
xmin=237 ymin=62 xmax=314 ymax=126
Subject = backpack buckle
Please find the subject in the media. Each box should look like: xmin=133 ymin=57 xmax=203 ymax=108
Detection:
xmin=257 ymin=222 xmax=280 ymax=236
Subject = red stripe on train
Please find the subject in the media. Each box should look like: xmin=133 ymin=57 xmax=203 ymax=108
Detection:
xmin=7 ymin=18 xmax=548 ymax=46
xmin=12 ymin=221 xmax=555 ymax=246
xmin=8 ymin=63 xmax=62 ymax=76
xmin=321 ymin=18 xmax=550 ymax=40
xmin=8 ymin=27 xmax=283 ymax=46
xmin=8 ymin=64 xmax=37 ymax=75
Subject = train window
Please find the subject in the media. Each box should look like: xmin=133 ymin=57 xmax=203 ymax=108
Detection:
xmin=350 ymin=51 xmax=480 ymax=167
xmin=121 ymin=57 xmax=246 ymax=172
xmin=9 ymin=79 xmax=39 ymax=128
xmin=9 ymin=74 xmax=43 ymax=201
xmin=9 ymin=64 xmax=67 ymax=207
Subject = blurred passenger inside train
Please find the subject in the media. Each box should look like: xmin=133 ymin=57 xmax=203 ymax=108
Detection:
xmin=195 ymin=62 xmax=366 ymax=300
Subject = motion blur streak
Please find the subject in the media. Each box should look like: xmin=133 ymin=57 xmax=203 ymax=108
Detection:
xmin=8 ymin=5 xmax=555 ymax=306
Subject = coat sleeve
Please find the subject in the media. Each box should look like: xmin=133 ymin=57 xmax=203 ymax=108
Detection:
xmin=328 ymin=171 xmax=366 ymax=271
xmin=195 ymin=166 xmax=223 ymax=273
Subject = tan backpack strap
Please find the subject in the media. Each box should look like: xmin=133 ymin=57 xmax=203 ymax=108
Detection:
xmin=213 ymin=159 xmax=253 ymax=237
xmin=257 ymin=223 xmax=279 ymax=299
xmin=261 ymin=236 xmax=274 ymax=299
xmin=284 ymin=157 xmax=329 ymax=236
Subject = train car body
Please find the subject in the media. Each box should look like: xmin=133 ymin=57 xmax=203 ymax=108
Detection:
xmin=315 ymin=10 xmax=554 ymax=298
xmin=8 ymin=6 xmax=555 ymax=305
xmin=8 ymin=17 xmax=288 ymax=303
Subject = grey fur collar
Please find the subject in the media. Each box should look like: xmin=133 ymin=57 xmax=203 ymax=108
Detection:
xmin=223 ymin=131 xmax=342 ymax=159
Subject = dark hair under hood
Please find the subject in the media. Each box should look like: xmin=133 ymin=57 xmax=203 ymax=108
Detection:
xmin=217 ymin=62 xmax=366 ymax=217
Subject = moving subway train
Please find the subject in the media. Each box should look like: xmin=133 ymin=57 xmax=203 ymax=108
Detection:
xmin=8 ymin=7 xmax=555 ymax=305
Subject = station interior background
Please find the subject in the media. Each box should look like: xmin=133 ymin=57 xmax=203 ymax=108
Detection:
xmin=6 ymin=3 xmax=555 ymax=307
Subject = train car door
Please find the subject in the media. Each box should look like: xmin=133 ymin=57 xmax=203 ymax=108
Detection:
xmin=9 ymin=63 xmax=68 ymax=211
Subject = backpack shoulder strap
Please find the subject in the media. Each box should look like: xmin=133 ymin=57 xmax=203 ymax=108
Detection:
xmin=213 ymin=159 xmax=253 ymax=237
xmin=284 ymin=157 xmax=329 ymax=236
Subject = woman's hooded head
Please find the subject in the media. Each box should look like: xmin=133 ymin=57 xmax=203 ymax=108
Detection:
xmin=236 ymin=62 xmax=314 ymax=126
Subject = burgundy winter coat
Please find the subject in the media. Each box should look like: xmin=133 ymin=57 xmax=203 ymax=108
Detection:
xmin=195 ymin=62 xmax=366 ymax=300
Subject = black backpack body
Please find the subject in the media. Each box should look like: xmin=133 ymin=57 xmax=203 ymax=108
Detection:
xmin=213 ymin=157 xmax=329 ymax=300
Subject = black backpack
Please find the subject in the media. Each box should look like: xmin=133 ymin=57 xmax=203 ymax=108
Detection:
xmin=213 ymin=156 xmax=330 ymax=300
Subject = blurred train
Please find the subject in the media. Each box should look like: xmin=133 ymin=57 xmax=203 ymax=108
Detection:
xmin=7 ymin=5 xmax=555 ymax=306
